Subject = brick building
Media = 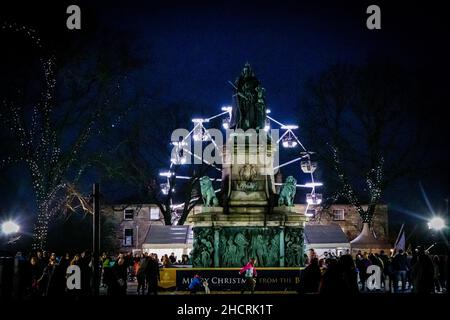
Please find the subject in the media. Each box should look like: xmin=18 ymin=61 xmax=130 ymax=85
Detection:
xmin=302 ymin=204 xmax=389 ymax=242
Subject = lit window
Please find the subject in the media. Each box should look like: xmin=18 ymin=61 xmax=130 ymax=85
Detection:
xmin=124 ymin=208 xmax=134 ymax=220
xmin=333 ymin=209 xmax=345 ymax=221
xmin=150 ymin=207 xmax=160 ymax=220
xmin=124 ymin=228 xmax=133 ymax=246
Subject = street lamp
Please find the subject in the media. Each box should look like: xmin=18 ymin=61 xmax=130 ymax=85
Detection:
xmin=1 ymin=220 xmax=20 ymax=235
xmin=427 ymin=217 xmax=446 ymax=231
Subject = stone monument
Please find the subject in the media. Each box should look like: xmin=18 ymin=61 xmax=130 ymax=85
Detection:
xmin=189 ymin=64 xmax=306 ymax=267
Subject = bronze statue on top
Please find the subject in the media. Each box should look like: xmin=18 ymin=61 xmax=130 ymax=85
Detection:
xmin=230 ymin=63 xmax=267 ymax=130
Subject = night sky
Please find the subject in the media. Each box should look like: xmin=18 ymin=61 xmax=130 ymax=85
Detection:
xmin=1 ymin=0 xmax=449 ymax=248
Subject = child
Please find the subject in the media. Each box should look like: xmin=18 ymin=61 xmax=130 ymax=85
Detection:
xmin=188 ymin=274 xmax=204 ymax=294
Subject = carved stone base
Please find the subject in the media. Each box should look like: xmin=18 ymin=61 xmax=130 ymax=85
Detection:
xmin=188 ymin=206 xmax=306 ymax=268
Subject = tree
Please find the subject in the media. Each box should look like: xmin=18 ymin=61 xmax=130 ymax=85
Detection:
xmin=0 ymin=24 xmax=144 ymax=249
xmin=301 ymin=60 xmax=428 ymax=225
xmin=99 ymin=102 xmax=219 ymax=225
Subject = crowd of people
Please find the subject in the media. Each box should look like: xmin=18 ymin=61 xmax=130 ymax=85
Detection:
xmin=3 ymin=250 xmax=184 ymax=298
xmin=1 ymin=246 xmax=446 ymax=297
xmin=299 ymin=247 xmax=447 ymax=294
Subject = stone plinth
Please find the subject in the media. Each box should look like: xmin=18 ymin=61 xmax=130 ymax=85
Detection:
xmin=188 ymin=206 xmax=306 ymax=268
xmin=221 ymin=133 xmax=277 ymax=207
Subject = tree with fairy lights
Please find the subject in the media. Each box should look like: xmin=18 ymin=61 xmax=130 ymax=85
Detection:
xmin=0 ymin=23 xmax=144 ymax=249
xmin=300 ymin=60 xmax=429 ymax=235
xmin=99 ymin=102 xmax=213 ymax=226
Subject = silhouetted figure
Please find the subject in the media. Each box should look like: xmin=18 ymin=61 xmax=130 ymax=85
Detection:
xmin=432 ymin=255 xmax=441 ymax=293
xmin=392 ymin=249 xmax=409 ymax=292
xmin=111 ymin=257 xmax=128 ymax=295
xmin=355 ymin=253 xmax=371 ymax=291
xmin=146 ymin=254 xmax=160 ymax=295
xmin=169 ymin=252 xmax=177 ymax=264
xmin=39 ymin=254 xmax=65 ymax=296
xmin=298 ymin=257 xmax=321 ymax=294
xmin=340 ymin=254 xmax=359 ymax=294
xmin=411 ymin=246 xmax=434 ymax=294
xmin=136 ymin=254 xmax=148 ymax=295
xmin=28 ymin=256 xmax=41 ymax=297
xmin=319 ymin=258 xmax=345 ymax=294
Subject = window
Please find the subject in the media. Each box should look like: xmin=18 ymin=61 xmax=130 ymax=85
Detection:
xmin=124 ymin=228 xmax=133 ymax=246
xmin=333 ymin=209 xmax=345 ymax=221
xmin=150 ymin=207 xmax=160 ymax=220
xmin=124 ymin=208 xmax=134 ymax=220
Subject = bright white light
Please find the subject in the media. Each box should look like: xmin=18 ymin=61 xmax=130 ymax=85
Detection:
xmin=304 ymin=182 xmax=323 ymax=188
xmin=159 ymin=171 xmax=174 ymax=177
xmin=301 ymin=161 xmax=317 ymax=173
xmin=282 ymin=140 xmax=297 ymax=148
xmin=2 ymin=221 xmax=20 ymax=235
xmin=171 ymin=157 xmax=187 ymax=165
xmin=222 ymin=121 xmax=229 ymax=129
xmin=192 ymin=118 xmax=209 ymax=123
xmin=160 ymin=183 xmax=169 ymax=195
xmin=266 ymin=109 xmax=271 ymax=114
xmin=171 ymin=141 xmax=187 ymax=146
xmin=221 ymin=106 xmax=232 ymax=112
xmin=306 ymin=193 xmax=322 ymax=205
xmin=281 ymin=125 xmax=298 ymax=130
xmin=428 ymin=217 xmax=446 ymax=231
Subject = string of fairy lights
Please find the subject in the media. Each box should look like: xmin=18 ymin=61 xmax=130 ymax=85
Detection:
xmin=1 ymin=23 xmax=118 ymax=249
xmin=331 ymin=146 xmax=384 ymax=223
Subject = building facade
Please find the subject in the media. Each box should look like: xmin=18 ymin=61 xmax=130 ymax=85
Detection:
xmin=303 ymin=204 xmax=389 ymax=242
xmin=102 ymin=204 xmax=164 ymax=253
xmin=105 ymin=203 xmax=389 ymax=255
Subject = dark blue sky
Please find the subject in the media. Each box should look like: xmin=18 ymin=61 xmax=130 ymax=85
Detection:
xmin=100 ymin=1 xmax=394 ymax=114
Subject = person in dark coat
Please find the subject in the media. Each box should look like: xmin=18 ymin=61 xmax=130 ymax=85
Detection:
xmin=35 ymin=250 xmax=47 ymax=295
xmin=28 ymin=256 xmax=42 ymax=297
xmin=378 ymin=250 xmax=391 ymax=291
xmin=340 ymin=254 xmax=359 ymax=294
xmin=136 ymin=254 xmax=148 ymax=295
xmin=392 ymin=249 xmax=409 ymax=292
xmin=79 ymin=251 xmax=92 ymax=296
xmin=111 ymin=257 xmax=128 ymax=295
xmin=39 ymin=254 xmax=65 ymax=296
xmin=411 ymin=246 xmax=435 ymax=293
xmin=355 ymin=253 xmax=371 ymax=291
xmin=298 ymin=257 xmax=321 ymax=293
xmin=145 ymin=254 xmax=160 ymax=295
xmin=319 ymin=258 xmax=345 ymax=294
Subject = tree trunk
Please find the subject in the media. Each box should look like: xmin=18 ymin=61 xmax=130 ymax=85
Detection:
xmin=32 ymin=204 xmax=48 ymax=250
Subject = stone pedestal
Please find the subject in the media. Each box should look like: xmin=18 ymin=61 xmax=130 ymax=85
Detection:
xmin=221 ymin=133 xmax=276 ymax=207
xmin=188 ymin=206 xmax=306 ymax=267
